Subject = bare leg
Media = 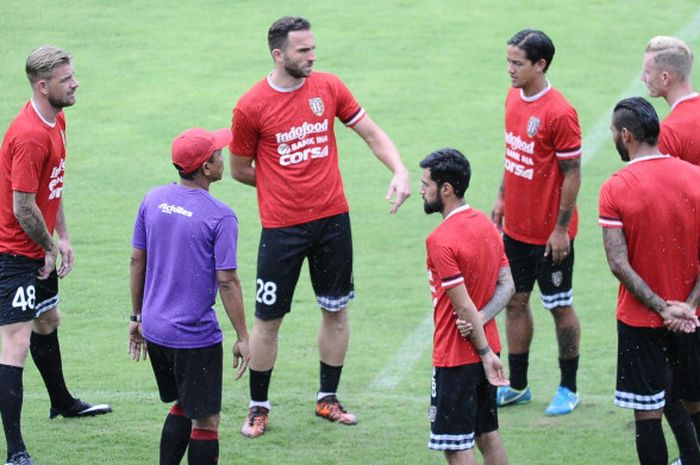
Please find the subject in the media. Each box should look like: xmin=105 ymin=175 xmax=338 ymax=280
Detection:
xmin=551 ymin=305 xmax=580 ymax=359
xmin=318 ymin=308 xmax=349 ymax=366
xmin=249 ymin=317 xmax=284 ymax=371
xmin=476 ymin=431 xmax=509 ymax=465
xmin=505 ymin=292 xmax=533 ymax=355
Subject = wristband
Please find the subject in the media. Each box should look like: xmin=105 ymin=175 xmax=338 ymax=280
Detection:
xmin=476 ymin=345 xmax=490 ymax=356
xmin=130 ymin=314 xmax=142 ymax=323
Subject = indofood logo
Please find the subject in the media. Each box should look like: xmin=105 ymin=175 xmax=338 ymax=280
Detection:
xmin=275 ymin=119 xmax=328 ymax=143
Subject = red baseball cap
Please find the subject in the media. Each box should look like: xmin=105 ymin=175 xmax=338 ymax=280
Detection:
xmin=171 ymin=128 xmax=232 ymax=174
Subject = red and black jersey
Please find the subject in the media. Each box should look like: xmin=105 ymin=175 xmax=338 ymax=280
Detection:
xmin=599 ymin=155 xmax=700 ymax=327
xmin=0 ymin=101 xmax=66 ymax=259
xmin=426 ymin=205 xmax=506 ymax=367
xmin=230 ymin=71 xmax=365 ymax=228
xmin=502 ymin=84 xmax=581 ymax=245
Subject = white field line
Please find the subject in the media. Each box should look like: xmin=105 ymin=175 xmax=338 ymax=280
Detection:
xmin=370 ymin=6 xmax=700 ymax=391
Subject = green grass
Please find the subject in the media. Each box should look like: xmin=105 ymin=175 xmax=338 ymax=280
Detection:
xmin=2 ymin=1 xmax=700 ymax=463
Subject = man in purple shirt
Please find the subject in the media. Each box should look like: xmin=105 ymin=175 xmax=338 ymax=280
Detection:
xmin=128 ymin=127 xmax=250 ymax=465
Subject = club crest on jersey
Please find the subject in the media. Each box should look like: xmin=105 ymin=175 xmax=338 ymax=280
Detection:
xmin=309 ymin=97 xmax=325 ymax=116
xmin=551 ymin=271 xmax=563 ymax=287
xmin=526 ymin=116 xmax=541 ymax=137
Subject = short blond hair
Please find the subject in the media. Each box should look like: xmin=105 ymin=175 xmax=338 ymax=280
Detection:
xmin=646 ymin=36 xmax=693 ymax=81
xmin=25 ymin=46 xmax=72 ymax=85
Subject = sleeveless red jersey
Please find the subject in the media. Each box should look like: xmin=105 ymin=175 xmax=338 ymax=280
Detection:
xmin=599 ymin=155 xmax=700 ymax=327
xmin=0 ymin=101 xmax=66 ymax=259
xmin=230 ymin=72 xmax=366 ymax=228
xmin=427 ymin=205 xmax=506 ymax=367
xmin=502 ymin=85 xmax=581 ymax=245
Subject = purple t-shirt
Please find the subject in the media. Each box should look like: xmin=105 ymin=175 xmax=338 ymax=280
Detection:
xmin=132 ymin=183 xmax=238 ymax=349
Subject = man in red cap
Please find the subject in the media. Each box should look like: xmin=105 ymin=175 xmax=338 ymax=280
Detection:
xmin=129 ymin=127 xmax=250 ymax=465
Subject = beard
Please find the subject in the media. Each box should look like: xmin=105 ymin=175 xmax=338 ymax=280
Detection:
xmin=284 ymin=59 xmax=312 ymax=79
xmin=423 ymin=196 xmax=444 ymax=215
xmin=614 ymin=135 xmax=630 ymax=162
xmin=48 ymin=93 xmax=75 ymax=109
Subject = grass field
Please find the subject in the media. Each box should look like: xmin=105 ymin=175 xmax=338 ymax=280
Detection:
xmin=2 ymin=1 xmax=700 ymax=464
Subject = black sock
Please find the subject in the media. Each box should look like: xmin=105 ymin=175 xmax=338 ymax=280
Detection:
xmin=665 ymin=401 xmax=700 ymax=465
xmin=30 ymin=330 xmax=74 ymax=410
xmin=0 ymin=365 xmax=26 ymax=458
xmin=635 ymin=419 xmax=668 ymax=465
xmin=188 ymin=429 xmax=218 ymax=465
xmin=160 ymin=404 xmax=191 ymax=465
xmin=559 ymin=356 xmax=579 ymax=393
xmin=508 ymin=352 xmax=529 ymax=390
xmin=249 ymin=369 xmax=273 ymax=403
xmin=692 ymin=412 xmax=700 ymax=449
xmin=319 ymin=361 xmax=343 ymax=394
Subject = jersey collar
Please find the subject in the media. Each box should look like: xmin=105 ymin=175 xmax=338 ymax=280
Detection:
xmin=627 ymin=154 xmax=670 ymax=165
xmin=671 ymin=92 xmax=700 ymax=110
xmin=30 ymin=98 xmax=56 ymax=128
xmin=266 ymin=73 xmax=306 ymax=93
xmin=444 ymin=203 xmax=471 ymax=221
xmin=520 ymin=80 xmax=552 ymax=103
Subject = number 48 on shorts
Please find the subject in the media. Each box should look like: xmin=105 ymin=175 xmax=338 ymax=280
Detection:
xmin=12 ymin=285 xmax=36 ymax=312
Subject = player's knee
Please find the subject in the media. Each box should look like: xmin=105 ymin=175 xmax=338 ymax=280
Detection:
xmin=192 ymin=413 xmax=220 ymax=431
xmin=33 ymin=308 xmax=61 ymax=334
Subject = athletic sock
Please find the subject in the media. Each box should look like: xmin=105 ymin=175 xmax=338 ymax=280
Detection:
xmin=635 ymin=419 xmax=668 ymax=465
xmin=319 ymin=361 xmax=343 ymax=394
xmin=559 ymin=356 xmax=579 ymax=393
xmin=249 ymin=368 xmax=273 ymax=403
xmin=188 ymin=428 xmax=219 ymax=465
xmin=0 ymin=364 xmax=27 ymax=458
xmin=508 ymin=352 xmax=529 ymax=391
xmin=691 ymin=412 xmax=700 ymax=448
xmin=160 ymin=404 xmax=191 ymax=465
xmin=30 ymin=330 xmax=74 ymax=411
xmin=665 ymin=401 xmax=700 ymax=465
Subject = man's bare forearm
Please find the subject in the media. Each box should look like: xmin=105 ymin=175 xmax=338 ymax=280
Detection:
xmin=13 ymin=192 xmax=56 ymax=252
xmin=480 ymin=266 xmax=515 ymax=323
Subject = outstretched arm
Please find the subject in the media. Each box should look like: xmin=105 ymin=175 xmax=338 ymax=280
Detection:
xmin=351 ymin=115 xmax=410 ymax=214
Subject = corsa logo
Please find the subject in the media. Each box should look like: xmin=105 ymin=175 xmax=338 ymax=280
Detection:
xmin=278 ymin=145 xmax=329 ymax=166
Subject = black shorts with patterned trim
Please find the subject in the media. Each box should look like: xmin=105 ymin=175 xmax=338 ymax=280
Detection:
xmin=0 ymin=253 xmax=59 ymax=326
xmin=255 ymin=213 xmax=354 ymax=320
xmin=503 ymin=233 xmax=574 ymax=310
xmin=615 ymin=320 xmax=700 ymax=410
xmin=146 ymin=340 xmax=223 ymax=420
xmin=428 ymin=362 xmax=499 ymax=451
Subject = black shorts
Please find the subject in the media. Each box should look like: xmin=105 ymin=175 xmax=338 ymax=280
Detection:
xmin=0 ymin=253 xmax=59 ymax=326
xmin=255 ymin=213 xmax=354 ymax=320
xmin=615 ymin=321 xmax=700 ymax=410
xmin=428 ymin=363 xmax=499 ymax=451
xmin=146 ymin=340 xmax=223 ymax=420
xmin=503 ymin=233 xmax=574 ymax=310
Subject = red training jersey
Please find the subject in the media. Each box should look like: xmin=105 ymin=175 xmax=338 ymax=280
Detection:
xmin=0 ymin=101 xmax=67 ymax=259
xmin=426 ymin=205 xmax=506 ymax=367
xmin=502 ymin=84 xmax=581 ymax=245
xmin=658 ymin=93 xmax=700 ymax=166
xmin=230 ymin=72 xmax=366 ymax=228
xmin=598 ymin=155 xmax=700 ymax=327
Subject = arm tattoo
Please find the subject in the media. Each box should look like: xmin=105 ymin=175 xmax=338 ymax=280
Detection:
xmin=556 ymin=209 xmax=572 ymax=228
xmin=13 ymin=193 xmax=55 ymax=251
xmin=559 ymin=158 xmax=580 ymax=175
xmin=480 ymin=266 xmax=515 ymax=323
xmin=602 ymin=228 xmax=665 ymax=313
